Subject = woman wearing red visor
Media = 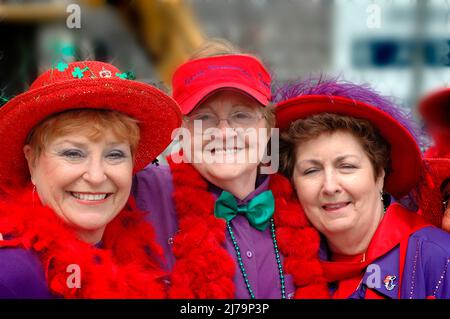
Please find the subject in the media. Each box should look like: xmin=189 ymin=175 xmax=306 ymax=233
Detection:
xmin=132 ymin=40 xmax=329 ymax=299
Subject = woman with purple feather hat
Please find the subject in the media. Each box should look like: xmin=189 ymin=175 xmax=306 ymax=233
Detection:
xmin=275 ymin=76 xmax=450 ymax=299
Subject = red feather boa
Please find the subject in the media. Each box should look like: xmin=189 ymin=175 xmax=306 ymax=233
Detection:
xmin=167 ymin=158 xmax=330 ymax=299
xmin=0 ymin=186 xmax=165 ymax=298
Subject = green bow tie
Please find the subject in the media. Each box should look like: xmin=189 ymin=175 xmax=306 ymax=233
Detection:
xmin=214 ymin=190 xmax=275 ymax=231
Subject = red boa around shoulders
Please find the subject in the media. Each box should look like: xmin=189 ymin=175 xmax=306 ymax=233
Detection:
xmin=0 ymin=186 xmax=166 ymax=299
xmin=167 ymin=158 xmax=330 ymax=299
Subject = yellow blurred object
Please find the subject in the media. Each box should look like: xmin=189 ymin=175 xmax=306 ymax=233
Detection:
xmin=0 ymin=3 xmax=67 ymax=22
xmin=82 ymin=0 xmax=106 ymax=7
xmin=132 ymin=0 xmax=205 ymax=86
xmin=0 ymin=0 xmax=206 ymax=86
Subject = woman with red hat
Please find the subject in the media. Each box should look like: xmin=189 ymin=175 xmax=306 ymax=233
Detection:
xmin=276 ymin=77 xmax=450 ymax=299
xmin=132 ymin=40 xmax=329 ymax=298
xmin=416 ymin=88 xmax=450 ymax=233
xmin=418 ymin=87 xmax=450 ymax=158
xmin=0 ymin=61 xmax=181 ymax=298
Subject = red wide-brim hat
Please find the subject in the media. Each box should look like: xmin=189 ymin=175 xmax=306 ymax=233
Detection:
xmin=172 ymin=54 xmax=271 ymax=115
xmin=276 ymin=95 xmax=423 ymax=199
xmin=419 ymin=87 xmax=450 ymax=127
xmin=417 ymin=158 xmax=450 ymax=227
xmin=0 ymin=61 xmax=182 ymax=189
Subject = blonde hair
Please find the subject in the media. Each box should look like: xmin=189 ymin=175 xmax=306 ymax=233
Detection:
xmin=189 ymin=38 xmax=242 ymax=60
xmin=26 ymin=109 xmax=140 ymax=163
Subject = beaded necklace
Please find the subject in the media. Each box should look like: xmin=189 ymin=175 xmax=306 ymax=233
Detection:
xmin=226 ymin=218 xmax=286 ymax=299
xmin=167 ymin=158 xmax=330 ymax=299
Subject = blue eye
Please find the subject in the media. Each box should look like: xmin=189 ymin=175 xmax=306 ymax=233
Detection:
xmin=107 ymin=150 xmax=127 ymax=160
xmin=60 ymin=149 xmax=85 ymax=159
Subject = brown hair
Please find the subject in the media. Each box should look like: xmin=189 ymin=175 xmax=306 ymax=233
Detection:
xmin=26 ymin=109 xmax=140 ymax=164
xmin=261 ymin=105 xmax=276 ymax=131
xmin=279 ymin=113 xmax=391 ymax=180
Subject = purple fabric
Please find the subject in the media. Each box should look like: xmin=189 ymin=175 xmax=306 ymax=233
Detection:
xmin=400 ymin=226 xmax=450 ymax=299
xmin=132 ymin=164 xmax=296 ymax=299
xmin=320 ymin=226 xmax=450 ymax=299
xmin=0 ymin=248 xmax=53 ymax=298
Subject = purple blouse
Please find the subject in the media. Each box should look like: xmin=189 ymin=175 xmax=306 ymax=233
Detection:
xmin=320 ymin=226 xmax=450 ymax=299
xmin=0 ymin=248 xmax=53 ymax=298
xmin=132 ymin=164 xmax=296 ymax=299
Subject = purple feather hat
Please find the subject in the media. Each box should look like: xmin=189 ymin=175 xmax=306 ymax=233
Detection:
xmin=274 ymin=76 xmax=423 ymax=200
xmin=273 ymin=75 xmax=422 ymax=143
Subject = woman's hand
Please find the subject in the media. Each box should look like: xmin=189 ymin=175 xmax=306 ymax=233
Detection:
xmin=0 ymin=233 xmax=3 ymax=240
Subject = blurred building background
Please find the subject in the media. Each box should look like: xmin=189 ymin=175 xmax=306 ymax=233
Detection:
xmin=1 ymin=0 xmax=449 ymax=149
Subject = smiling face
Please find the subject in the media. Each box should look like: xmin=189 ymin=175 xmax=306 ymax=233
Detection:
xmin=183 ymin=90 xmax=269 ymax=188
xmin=24 ymin=130 xmax=133 ymax=243
xmin=22 ymin=110 xmax=140 ymax=244
xmin=292 ymin=131 xmax=385 ymax=240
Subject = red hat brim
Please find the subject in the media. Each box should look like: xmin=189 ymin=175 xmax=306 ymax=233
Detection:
xmin=0 ymin=77 xmax=182 ymax=189
xmin=417 ymin=158 xmax=450 ymax=227
xmin=276 ymin=95 xmax=422 ymax=199
xmin=419 ymin=88 xmax=450 ymax=127
xmin=180 ymin=83 xmax=270 ymax=115
xmin=172 ymin=54 xmax=271 ymax=115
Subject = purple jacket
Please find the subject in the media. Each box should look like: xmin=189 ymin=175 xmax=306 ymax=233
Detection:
xmin=132 ymin=164 xmax=296 ymax=299
xmin=0 ymin=248 xmax=53 ymax=298
xmin=321 ymin=226 xmax=450 ymax=299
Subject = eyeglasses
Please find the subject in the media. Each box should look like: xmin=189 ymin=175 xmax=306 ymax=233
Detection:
xmin=184 ymin=111 xmax=264 ymax=130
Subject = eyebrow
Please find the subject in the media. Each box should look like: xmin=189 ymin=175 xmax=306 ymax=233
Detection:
xmin=190 ymin=109 xmax=214 ymax=116
xmin=231 ymin=103 xmax=256 ymax=109
xmin=298 ymin=155 xmax=360 ymax=165
xmin=53 ymin=139 xmax=127 ymax=148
